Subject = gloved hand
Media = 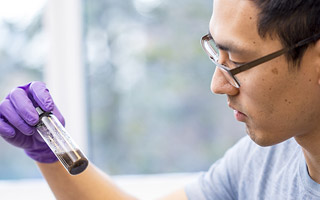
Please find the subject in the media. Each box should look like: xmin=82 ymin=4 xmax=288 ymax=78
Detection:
xmin=0 ymin=81 xmax=65 ymax=163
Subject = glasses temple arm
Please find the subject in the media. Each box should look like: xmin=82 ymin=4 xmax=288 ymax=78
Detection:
xmin=230 ymin=48 xmax=289 ymax=75
xmin=231 ymin=32 xmax=320 ymax=75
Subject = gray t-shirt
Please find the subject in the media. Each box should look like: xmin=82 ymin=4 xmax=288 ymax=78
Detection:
xmin=185 ymin=136 xmax=320 ymax=199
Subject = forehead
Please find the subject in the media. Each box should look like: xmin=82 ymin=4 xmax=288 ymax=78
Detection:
xmin=209 ymin=0 xmax=262 ymax=50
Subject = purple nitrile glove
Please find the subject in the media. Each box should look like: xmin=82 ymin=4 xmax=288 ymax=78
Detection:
xmin=0 ymin=81 xmax=65 ymax=163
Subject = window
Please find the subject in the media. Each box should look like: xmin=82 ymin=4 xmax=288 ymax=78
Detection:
xmin=0 ymin=0 xmax=47 ymax=179
xmin=84 ymin=0 xmax=245 ymax=175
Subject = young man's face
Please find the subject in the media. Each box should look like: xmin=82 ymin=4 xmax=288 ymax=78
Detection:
xmin=209 ymin=0 xmax=320 ymax=146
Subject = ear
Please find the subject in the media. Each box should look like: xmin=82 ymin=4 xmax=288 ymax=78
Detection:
xmin=315 ymin=38 xmax=320 ymax=57
xmin=312 ymin=39 xmax=320 ymax=85
xmin=315 ymin=39 xmax=320 ymax=85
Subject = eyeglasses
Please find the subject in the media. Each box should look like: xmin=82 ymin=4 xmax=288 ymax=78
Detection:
xmin=201 ymin=32 xmax=320 ymax=88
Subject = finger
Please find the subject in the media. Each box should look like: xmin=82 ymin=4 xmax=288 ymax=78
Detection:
xmin=0 ymin=99 xmax=34 ymax=135
xmin=52 ymin=105 xmax=65 ymax=126
xmin=34 ymin=132 xmax=45 ymax=143
xmin=29 ymin=81 xmax=54 ymax=112
xmin=0 ymin=117 xmax=16 ymax=138
xmin=9 ymin=88 xmax=39 ymax=126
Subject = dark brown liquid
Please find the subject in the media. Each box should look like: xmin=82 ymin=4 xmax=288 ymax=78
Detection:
xmin=56 ymin=150 xmax=89 ymax=175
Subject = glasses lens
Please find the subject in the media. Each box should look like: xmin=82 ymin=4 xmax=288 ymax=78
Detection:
xmin=218 ymin=67 xmax=240 ymax=88
xmin=202 ymin=38 xmax=219 ymax=62
xmin=201 ymin=34 xmax=240 ymax=88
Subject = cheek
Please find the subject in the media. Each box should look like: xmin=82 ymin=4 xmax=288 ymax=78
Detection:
xmin=240 ymin=74 xmax=279 ymax=115
xmin=242 ymin=85 xmax=276 ymax=121
xmin=239 ymin=65 xmax=296 ymax=126
xmin=241 ymin=66 xmax=320 ymax=136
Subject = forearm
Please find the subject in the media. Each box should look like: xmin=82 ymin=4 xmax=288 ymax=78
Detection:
xmin=37 ymin=161 xmax=137 ymax=200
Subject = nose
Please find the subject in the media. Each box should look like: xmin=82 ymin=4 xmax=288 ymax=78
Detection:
xmin=210 ymin=68 xmax=239 ymax=96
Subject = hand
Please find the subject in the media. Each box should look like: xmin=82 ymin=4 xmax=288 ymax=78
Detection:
xmin=0 ymin=81 xmax=65 ymax=163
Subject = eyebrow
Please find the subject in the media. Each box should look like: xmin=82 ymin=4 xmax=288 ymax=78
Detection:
xmin=211 ymin=34 xmax=258 ymax=58
xmin=213 ymin=38 xmax=248 ymax=54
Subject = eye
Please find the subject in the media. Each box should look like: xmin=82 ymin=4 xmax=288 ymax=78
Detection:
xmin=230 ymin=59 xmax=245 ymax=67
xmin=228 ymin=53 xmax=246 ymax=67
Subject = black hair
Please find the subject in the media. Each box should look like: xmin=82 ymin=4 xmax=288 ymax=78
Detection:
xmin=251 ymin=0 xmax=320 ymax=67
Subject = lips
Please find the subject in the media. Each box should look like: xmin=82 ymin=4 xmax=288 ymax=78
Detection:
xmin=233 ymin=110 xmax=247 ymax=122
xmin=228 ymin=102 xmax=247 ymax=122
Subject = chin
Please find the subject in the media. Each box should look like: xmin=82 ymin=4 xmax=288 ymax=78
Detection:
xmin=246 ymin=126 xmax=285 ymax=147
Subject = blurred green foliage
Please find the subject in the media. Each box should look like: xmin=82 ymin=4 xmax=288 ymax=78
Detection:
xmin=85 ymin=0 xmax=245 ymax=174
xmin=0 ymin=9 xmax=44 ymax=179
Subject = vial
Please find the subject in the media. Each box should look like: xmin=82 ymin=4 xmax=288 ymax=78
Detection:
xmin=35 ymin=107 xmax=89 ymax=175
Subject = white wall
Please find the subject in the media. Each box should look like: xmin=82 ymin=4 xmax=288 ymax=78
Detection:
xmin=44 ymin=0 xmax=88 ymax=153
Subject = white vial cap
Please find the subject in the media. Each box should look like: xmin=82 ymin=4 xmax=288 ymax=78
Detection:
xmin=36 ymin=107 xmax=44 ymax=115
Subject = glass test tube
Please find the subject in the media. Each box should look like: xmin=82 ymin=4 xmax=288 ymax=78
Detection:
xmin=35 ymin=107 xmax=89 ymax=175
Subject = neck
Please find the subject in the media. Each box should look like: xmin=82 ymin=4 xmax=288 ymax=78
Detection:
xmin=295 ymin=133 xmax=320 ymax=184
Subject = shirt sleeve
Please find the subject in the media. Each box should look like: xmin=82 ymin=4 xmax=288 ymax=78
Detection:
xmin=185 ymin=136 xmax=253 ymax=200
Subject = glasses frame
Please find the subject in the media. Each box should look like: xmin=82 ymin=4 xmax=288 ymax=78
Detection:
xmin=201 ymin=32 xmax=320 ymax=88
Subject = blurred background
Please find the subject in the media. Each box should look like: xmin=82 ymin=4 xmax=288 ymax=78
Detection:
xmin=0 ymin=0 xmax=245 ymax=179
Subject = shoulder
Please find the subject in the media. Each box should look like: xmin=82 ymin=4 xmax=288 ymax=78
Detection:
xmin=185 ymin=136 xmax=259 ymax=200
xmin=232 ymin=135 xmax=299 ymax=152
xmin=229 ymin=136 xmax=300 ymax=161
xmin=230 ymin=136 xmax=301 ymax=176
xmin=185 ymin=136 xmax=301 ymax=199
xmin=244 ymin=136 xmax=300 ymax=165
xmin=201 ymin=135 xmax=300 ymax=178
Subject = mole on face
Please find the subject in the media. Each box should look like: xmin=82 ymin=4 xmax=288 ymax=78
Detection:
xmin=272 ymin=68 xmax=278 ymax=75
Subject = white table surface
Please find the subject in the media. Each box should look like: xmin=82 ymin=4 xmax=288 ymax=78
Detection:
xmin=0 ymin=173 xmax=200 ymax=200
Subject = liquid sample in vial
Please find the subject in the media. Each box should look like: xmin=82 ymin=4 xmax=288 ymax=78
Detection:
xmin=36 ymin=107 xmax=89 ymax=175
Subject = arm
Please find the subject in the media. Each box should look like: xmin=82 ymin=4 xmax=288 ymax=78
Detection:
xmin=38 ymin=161 xmax=188 ymax=200
xmin=158 ymin=189 xmax=188 ymax=200
xmin=37 ymin=162 xmax=136 ymax=200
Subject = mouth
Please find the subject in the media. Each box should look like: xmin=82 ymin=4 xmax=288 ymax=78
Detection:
xmin=228 ymin=103 xmax=247 ymax=122
xmin=233 ymin=110 xmax=247 ymax=122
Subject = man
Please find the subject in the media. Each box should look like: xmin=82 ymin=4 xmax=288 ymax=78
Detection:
xmin=1 ymin=0 xmax=320 ymax=199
